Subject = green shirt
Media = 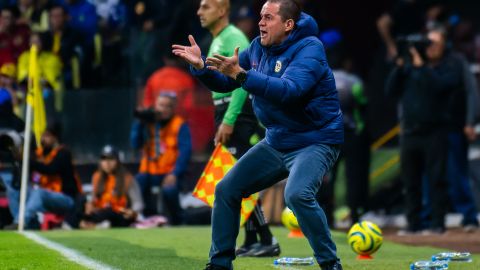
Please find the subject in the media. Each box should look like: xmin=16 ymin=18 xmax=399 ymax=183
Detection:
xmin=207 ymin=24 xmax=250 ymax=126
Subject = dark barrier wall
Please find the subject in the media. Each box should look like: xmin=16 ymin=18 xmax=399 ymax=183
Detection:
xmin=61 ymin=88 xmax=137 ymax=164
xmin=60 ymin=88 xmax=208 ymax=191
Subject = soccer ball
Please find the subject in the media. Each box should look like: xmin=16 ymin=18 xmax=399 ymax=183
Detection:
xmin=347 ymin=221 xmax=383 ymax=256
xmin=281 ymin=207 xmax=300 ymax=231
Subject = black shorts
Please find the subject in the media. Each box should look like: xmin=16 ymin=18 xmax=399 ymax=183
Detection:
xmin=214 ymin=101 xmax=258 ymax=159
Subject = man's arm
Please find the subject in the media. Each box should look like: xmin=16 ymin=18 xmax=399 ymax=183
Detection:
xmin=190 ymin=61 xmax=241 ymax=93
xmin=352 ymin=81 xmax=367 ymax=106
xmin=223 ymin=88 xmax=249 ymax=126
xmin=173 ymin=35 xmax=250 ymax=93
xmin=213 ymin=33 xmax=252 ymax=144
xmin=192 ymin=47 xmax=252 ymax=93
xmin=220 ymin=33 xmax=251 ymax=126
xmin=377 ymin=13 xmax=397 ymax=59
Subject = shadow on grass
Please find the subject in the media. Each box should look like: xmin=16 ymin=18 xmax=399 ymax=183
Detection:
xmin=50 ymin=236 xmax=206 ymax=270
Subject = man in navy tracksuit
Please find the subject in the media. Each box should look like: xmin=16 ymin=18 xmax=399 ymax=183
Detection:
xmin=173 ymin=0 xmax=343 ymax=269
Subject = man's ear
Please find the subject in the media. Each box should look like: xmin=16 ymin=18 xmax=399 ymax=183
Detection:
xmin=285 ymin=19 xmax=295 ymax=32
xmin=219 ymin=7 xmax=227 ymax=18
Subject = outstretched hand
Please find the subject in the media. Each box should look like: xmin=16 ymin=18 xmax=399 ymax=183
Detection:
xmin=172 ymin=35 xmax=204 ymax=70
xmin=206 ymin=47 xmax=244 ymax=79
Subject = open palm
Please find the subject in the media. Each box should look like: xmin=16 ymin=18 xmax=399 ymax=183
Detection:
xmin=172 ymin=35 xmax=203 ymax=69
xmin=205 ymin=47 xmax=242 ymax=79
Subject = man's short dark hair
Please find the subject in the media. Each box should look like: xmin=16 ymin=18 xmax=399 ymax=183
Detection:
xmin=49 ymin=4 xmax=68 ymax=15
xmin=45 ymin=121 xmax=62 ymax=141
xmin=158 ymin=91 xmax=178 ymax=107
xmin=428 ymin=24 xmax=448 ymax=42
xmin=267 ymin=0 xmax=301 ymax=23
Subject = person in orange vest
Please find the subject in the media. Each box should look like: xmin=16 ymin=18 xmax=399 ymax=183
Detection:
xmin=4 ymin=123 xmax=82 ymax=229
xmin=81 ymin=145 xmax=144 ymax=228
xmin=0 ymin=89 xmax=24 ymax=229
xmin=131 ymin=92 xmax=192 ymax=225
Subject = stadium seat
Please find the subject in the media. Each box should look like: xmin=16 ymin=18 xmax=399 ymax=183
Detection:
xmin=41 ymin=213 xmax=65 ymax=231
xmin=0 ymin=197 xmax=8 ymax=208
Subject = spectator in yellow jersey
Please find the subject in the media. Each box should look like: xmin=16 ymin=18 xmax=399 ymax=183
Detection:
xmin=17 ymin=32 xmax=63 ymax=115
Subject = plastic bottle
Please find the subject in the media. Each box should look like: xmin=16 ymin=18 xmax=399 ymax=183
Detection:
xmin=410 ymin=260 xmax=449 ymax=270
xmin=273 ymin=257 xmax=315 ymax=266
xmin=432 ymin=252 xmax=472 ymax=263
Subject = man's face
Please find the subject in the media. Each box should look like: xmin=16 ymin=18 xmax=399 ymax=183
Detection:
xmin=154 ymin=96 xmax=175 ymax=121
xmin=0 ymin=10 xmax=14 ymax=31
xmin=258 ymin=2 xmax=288 ymax=47
xmin=49 ymin=7 xmax=65 ymax=31
xmin=0 ymin=75 xmax=14 ymax=87
xmin=40 ymin=131 xmax=57 ymax=149
xmin=426 ymin=31 xmax=446 ymax=61
xmin=197 ymin=0 xmax=223 ymax=30
xmin=30 ymin=34 xmax=42 ymax=51
xmin=20 ymin=0 xmax=32 ymax=7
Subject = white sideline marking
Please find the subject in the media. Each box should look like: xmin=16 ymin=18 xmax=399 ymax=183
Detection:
xmin=21 ymin=231 xmax=119 ymax=270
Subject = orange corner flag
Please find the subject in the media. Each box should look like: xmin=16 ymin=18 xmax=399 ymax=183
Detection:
xmin=193 ymin=144 xmax=258 ymax=226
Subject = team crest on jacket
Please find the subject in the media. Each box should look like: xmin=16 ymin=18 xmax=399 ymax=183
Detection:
xmin=275 ymin=61 xmax=282 ymax=72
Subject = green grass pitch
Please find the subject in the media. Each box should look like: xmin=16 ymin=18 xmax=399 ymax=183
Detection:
xmin=0 ymin=227 xmax=478 ymax=269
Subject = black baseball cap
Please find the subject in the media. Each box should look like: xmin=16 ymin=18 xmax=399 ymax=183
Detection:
xmin=100 ymin=145 xmax=119 ymax=159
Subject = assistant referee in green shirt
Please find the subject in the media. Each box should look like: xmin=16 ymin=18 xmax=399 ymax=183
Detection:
xmin=197 ymin=0 xmax=280 ymax=257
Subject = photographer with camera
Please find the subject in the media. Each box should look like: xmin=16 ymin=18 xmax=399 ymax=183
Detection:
xmin=0 ymin=89 xmax=24 ymax=228
xmin=386 ymin=27 xmax=463 ymax=235
xmin=131 ymin=92 xmax=192 ymax=225
xmin=2 ymin=122 xmax=82 ymax=230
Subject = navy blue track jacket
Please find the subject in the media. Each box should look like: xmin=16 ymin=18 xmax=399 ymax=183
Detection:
xmin=192 ymin=12 xmax=343 ymax=150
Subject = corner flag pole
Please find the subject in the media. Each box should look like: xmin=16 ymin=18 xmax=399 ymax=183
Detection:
xmin=18 ymin=98 xmax=33 ymax=232
xmin=18 ymin=45 xmax=40 ymax=232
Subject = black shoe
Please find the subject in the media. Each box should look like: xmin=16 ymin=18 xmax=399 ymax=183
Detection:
xmin=203 ymin=263 xmax=229 ymax=270
xmin=320 ymin=260 xmax=343 ymax=270
xmin=235 ymin=242 xmax=261 ymax=256
xmin=246 ymin=242 xmax=281 ymax=257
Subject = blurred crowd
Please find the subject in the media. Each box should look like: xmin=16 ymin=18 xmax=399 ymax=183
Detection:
xmin=0 ymin=0 xmax=479 ymax=233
